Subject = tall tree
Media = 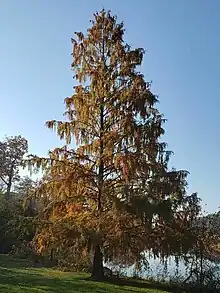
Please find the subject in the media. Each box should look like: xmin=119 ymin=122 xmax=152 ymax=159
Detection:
xmin=27 ymin=10 xmax=195 ymax=280
xmin=0 ymin=135 xmax=28 ymax=199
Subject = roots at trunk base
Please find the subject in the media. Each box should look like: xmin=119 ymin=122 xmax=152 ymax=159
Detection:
xmin=91 ymin=244 xmax=104 ymax=280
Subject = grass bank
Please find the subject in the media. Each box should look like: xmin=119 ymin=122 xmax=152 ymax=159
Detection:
xmin=0 ymin=254 xmax=173 ymax=293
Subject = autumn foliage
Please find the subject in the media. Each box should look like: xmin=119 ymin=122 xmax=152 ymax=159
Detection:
xmin=26 ymin=10 xmax=201 ymax=280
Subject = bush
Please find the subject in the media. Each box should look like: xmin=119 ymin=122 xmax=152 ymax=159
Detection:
xmin=10 ymin=241 xmax=35 ymax=260
xmin=56 ymin=248 xmax=92 ymax=272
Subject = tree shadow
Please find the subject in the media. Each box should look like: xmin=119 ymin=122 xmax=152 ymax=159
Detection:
xmin=0 ymin=255 xmax=185 ymax=292
xmin=0 ymin=265 xmax=119 ymax=293
xmin=0 ymin=254 xmax=32 ymax=268
xmin=94 ymin=277 xmax=185 ymax=293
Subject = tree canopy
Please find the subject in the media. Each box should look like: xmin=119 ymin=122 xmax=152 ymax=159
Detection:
xmin=0 ymin=135 xmax=28 ymax=198
xmin=25 ymin=10 xmax=203 ymax=280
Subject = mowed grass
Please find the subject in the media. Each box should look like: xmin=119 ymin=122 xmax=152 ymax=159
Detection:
xmin=0 ymin=255 xmax=170 ymax=293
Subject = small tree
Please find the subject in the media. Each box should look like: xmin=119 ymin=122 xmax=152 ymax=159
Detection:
xmin=0 ymin=135 xmax=28 ymax=199
xmin=27 ymin=10 xmax=196 ymax=280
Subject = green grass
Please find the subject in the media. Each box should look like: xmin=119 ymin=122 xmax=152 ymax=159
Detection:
xmin=0 ymin=255 xmax=170 ymax=293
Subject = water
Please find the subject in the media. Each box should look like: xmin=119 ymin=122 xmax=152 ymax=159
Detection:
xmin=122 ymin=257 xmax=186 ymax=280
xmin=109 ymin=256 xmax=220 ymax=282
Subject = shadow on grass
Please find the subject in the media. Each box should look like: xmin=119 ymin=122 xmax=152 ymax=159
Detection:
xmin=0 ymin=255 xmax=179 ymax=292
xmin=89 ymin=277 xmax=185 ymax=293
xmin=0 ymin=254 xmax=32 ymax=268
xmin=0 ymin=265 xmax=139 ymax=293
xmin=0 ymin=268 xmax=106 ymax=293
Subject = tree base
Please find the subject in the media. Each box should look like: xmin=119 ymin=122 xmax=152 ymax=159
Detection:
xmin=91 ymin=244 xmax=104 ymax=281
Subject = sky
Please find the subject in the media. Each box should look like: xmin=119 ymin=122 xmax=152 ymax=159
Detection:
xmin=1 ymin=0 xmax=220 ymax=213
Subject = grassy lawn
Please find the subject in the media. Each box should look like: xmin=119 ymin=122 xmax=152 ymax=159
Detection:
xmin=0 ymin=255 xmax=170 ymax=293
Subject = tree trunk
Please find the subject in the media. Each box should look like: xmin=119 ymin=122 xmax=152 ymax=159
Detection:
xmin=5 ymin=176 xmax=12 ymax=200
xmin=50 ymin=248 xmax=54 ymax=262
xmin=5 ymin=166 xmax=13 ymax=200
xmin=91 ymin=244 xmax=104 ymax=281
xmin=199 ymin=248 xmax=204 ymax=287
xmin=91 ymin=33 xmax=106 ymax=283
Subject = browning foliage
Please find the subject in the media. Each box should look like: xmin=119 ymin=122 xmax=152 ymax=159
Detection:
xmin=26 ymin=10 xmax=200 ymax=269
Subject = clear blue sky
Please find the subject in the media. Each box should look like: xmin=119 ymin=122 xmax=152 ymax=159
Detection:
xmin=1 ymin=0 xmax=220 ymax=213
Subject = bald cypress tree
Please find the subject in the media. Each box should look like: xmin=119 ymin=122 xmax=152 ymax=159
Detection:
xmin=28 ymin=10 xmax=193 ymax=280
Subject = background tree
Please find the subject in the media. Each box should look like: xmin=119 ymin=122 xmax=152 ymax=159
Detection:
xmin=0 ymin=176 xmax=37 ymax=255
xmin=181 ymin=211 xmax=220 ymax=291
xmin=27 ymin=10 xmax=198 ymax=280
xmin=0 ymin=135 xmax=28 ymax=199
